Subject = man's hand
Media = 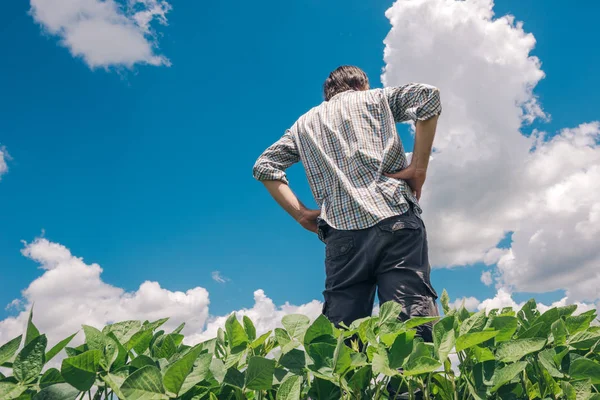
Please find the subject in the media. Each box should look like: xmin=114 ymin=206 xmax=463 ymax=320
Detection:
xmin=385 ymin=165 xmax=427 ymax=201
xmin=296 ymin=208 xmax=321 ymax=234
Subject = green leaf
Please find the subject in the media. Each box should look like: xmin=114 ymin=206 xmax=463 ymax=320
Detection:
xmin=242 ymin=316 xmax=257 ymax=342
xmin=0 ymin=335 xmax=22 ymax=365
xmin=517 ymin=322 xmax=544 ymax=339
xmin=251 ymin=331 xmax=272 ymax=349
xmin=45 ymin=333 xmax=77 ymax=363
xmin=225 ymin=313 xmax=248 ymax=351
xmin=440 ymin=289 xmax=451 ymax=314
xmin=82 ymin=325 xmax=105 ymax=351
xmin=304 ymin=315 xmax=334 ymax=346
xmin=128 ymin=329 xmax=153 ymax=354
xmin=459 ymin=310 xmax=487 ymax=335
xmin=106 ymin=332 xmax=128 ymax=370
xmin=568 ymin=329 xmax=600 ymax=350
xmin=471 ymin=346 xmax=495 ymax=362
xmin=32 ymin=383 xmax=79 ymax=400
xmin=279 ymin=349 xmax=306 ymax=372
xmin=0 ymin=382 xmax=28 ymax=399
xmin=517 ymin=299 xmax=538 ymax=328
xmin=560 ymin=382 xmax=576 ymax=400
xmin=276 ymin=375 xmax=303 ymax=400
xmin=82 ymin=325 xmax=120 ymax=371
xmin=102 ymin=373 xmax=127 ymax=399
xmin=61 ymin=349 xmax=101 ymax=391
xmin=348 ymin=365 xmax=372 ymax=394
xmin=152 ymin=334 xmax=177 ymax=359
xmin=103 ymin=320 xmax=141 ymax=345
xmin=569 ymin=358 xmax=600 ymax=384
xmin=537 ymin=349 xmax=563 ymax=378
xmin=372 ymin=351 xmax=398 ymax=377
xmin=131 ymin=354 xmax=156 ymax=369
xmin=25 ymin=307 xmax=40 ymax=346
xmin=533 ymin=307 xmax=561 ymax=333
xmin=489 ymin=361 xmax=527 ymax=393
xmin=39 ymin=368 xmax=65 ymax=388
xmin=379 ymin=301 xmax=403 ymax=325
xmin=332 ymin=335 xmax=352 ymax=375
xmin=245 ymin=356 xmax=276 ymax=390
xmin=572 ymin=379 xmax=592 ymax=399
xmin=403 ymin=356 xmax=442 ymax=376
xmin=495 ymin=338 xmax=546 ymax=363
xmin=121 ymin=365 xmax=169 ymax=400
xmin=209 ymin=358 xmax=226 ymax=384
xmin=433 ymin=316 xmax=455 ymax=363
xmin=14 ymin=334 xmax=47 ymax=383
xmin=163 ymin=344 xmax=203 ymax=396
xmin=389 ymin=330 xmax=416 ymax=369
xmin=275 ymin=328 xmax=292 ymax=348
xmin=223 ymin=367 xmax=245 ymax=389
xmin=489 ymin=315 xmax=518 ymax=343
xmin=307 ymin=377 xmax=341 ymax=400
xmin=405 ymin=316 xmax=439 ymax=329
xmin=551 ymin=319 xmax=567 ymax=346
xmin=142 ymin=318 xmax=169 ymax=332
xmin=282 ymin=314 xmax=310 ymax=341
xmin=306 ymin=343 xmax=335 ymax=374
xmin=455 ymin=330 xmax=498 ymax=352
xmin=565 ymin=312 xmax=596 ymax=335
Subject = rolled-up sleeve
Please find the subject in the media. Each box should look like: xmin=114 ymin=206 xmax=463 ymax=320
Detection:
xmin=252 ymin=130 xmax=300 ymax=185
xmin=384 ymin=83 xmax=442 ymax=122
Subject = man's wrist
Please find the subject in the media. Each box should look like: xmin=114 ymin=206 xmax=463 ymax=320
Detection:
xmin=294 ymin=206 xmax=308 ymax=222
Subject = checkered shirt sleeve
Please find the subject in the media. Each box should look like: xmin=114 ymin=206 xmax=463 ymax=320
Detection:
xmin=252 ymin=130 xmax=300 ymax=185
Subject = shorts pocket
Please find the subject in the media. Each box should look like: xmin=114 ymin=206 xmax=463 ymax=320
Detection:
xmin=378 ymin=212 xmax=421 ymax=233
xmin=326 ymin=237 xmax=354 ymax=260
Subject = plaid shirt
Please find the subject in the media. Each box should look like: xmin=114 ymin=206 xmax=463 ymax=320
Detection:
xmin=253 ymin=84 xmax=442 ymax=231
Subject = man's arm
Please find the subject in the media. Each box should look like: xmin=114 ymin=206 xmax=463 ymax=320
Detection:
xmin=253 ymin=131 xmax=320 ymax=233
xmin=386 ymin=116 xmax=439 ymax=200
xmin=383 ymin=84 xmax=442 ymax=200
xmin=261 ymin=181 xmax=320 ymax=233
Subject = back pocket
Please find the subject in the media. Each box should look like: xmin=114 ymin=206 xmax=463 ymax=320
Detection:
xmin=326 ymin=237 xmax=354 ymax=260
xmin=378 ymin=212 xmax=420 ymax=233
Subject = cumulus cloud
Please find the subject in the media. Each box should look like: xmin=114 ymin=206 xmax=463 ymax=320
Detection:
xmin=480 ymin=271 xmax=493 ymax=286
xmin=0 ymin=238 xmax=321 ymax=359
xmin=0 ymin=238 xmax=209 ymax=346
xmin=383 ymin=0 xmax=600 ymax=302
xmin=29 ymin=0 xmax=171 ymax=69
xmin=0 ymin=146 xmax=9 ymax=180
xmin=451 ymin=296 xmax=481 ymax=311
xmin=187 ymin=290 xmax=322 ymax=345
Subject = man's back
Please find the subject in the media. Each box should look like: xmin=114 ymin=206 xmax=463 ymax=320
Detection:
xmin=253 ymin=84 xmax=441 ymax=231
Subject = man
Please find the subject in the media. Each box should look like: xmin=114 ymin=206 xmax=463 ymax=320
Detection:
xmin=252 ymin=65 xmax=441 ymax=342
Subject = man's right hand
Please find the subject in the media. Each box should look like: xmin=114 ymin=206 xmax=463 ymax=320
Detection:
xmin=296 ymin=208 xmax=321 ymax=234
xmin=385 ymin=165 xmax=427 ymax=201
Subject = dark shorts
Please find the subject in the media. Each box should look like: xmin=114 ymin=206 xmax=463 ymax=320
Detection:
xmin=318 ymin=206 xmax=439 ymax=342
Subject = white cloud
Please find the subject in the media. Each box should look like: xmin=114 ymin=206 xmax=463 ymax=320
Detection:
xmin=451 ymin=296 xmax=480 ymax=311
xmin=0 ymin=238 xmax=321 ymax=359
xmin=383 ymin=0 xmax=600 ymax=302
xmin=480 ymin=271 xmax=493 ymax=286
xmin=187 ymin=290 xmax=322 ymax=345
xmin=29 ymin=0 xmax=171 ymax=69
xmin=211 ymin=271 xmax=229 ymax=284
xmin=477 ymin=288 xmax=521 ymax=312
xmin=0 ymin=146 xmax=9 ymax=180
xmin=0 ymin=238 xmax=209 ymax=347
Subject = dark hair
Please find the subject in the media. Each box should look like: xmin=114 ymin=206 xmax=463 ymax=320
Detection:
xmin=323 ymin=65 xmax=369 ymax=101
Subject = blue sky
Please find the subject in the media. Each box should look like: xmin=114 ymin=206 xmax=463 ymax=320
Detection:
xmin=1 ymin=0 xmax=599 ymax=329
